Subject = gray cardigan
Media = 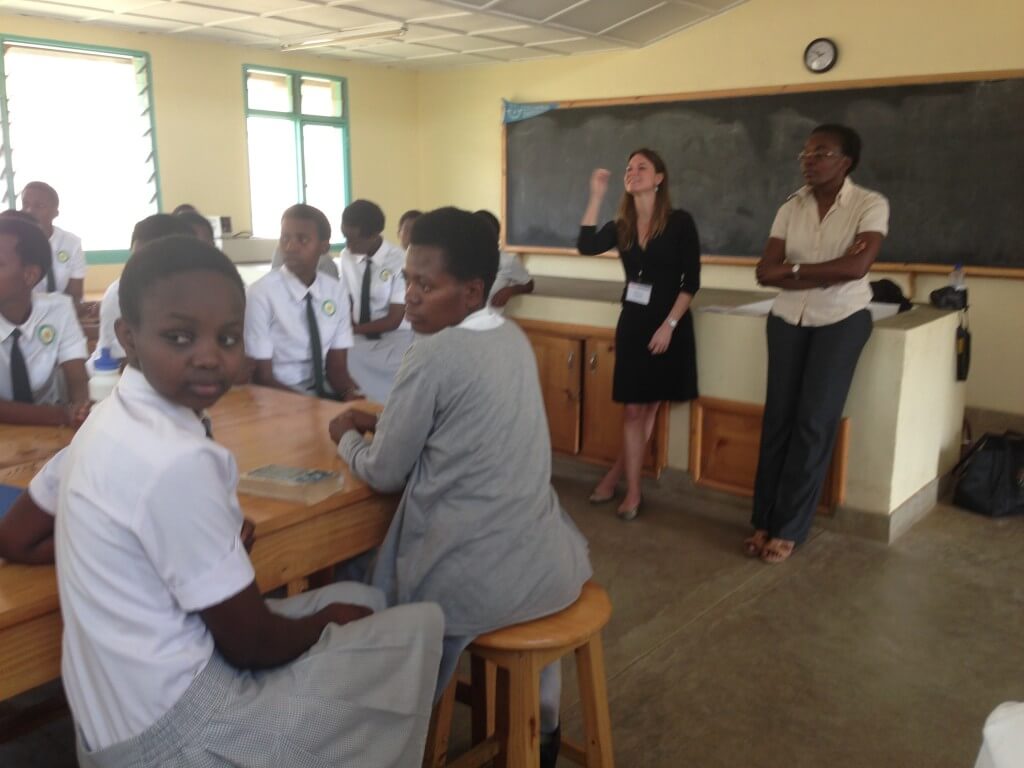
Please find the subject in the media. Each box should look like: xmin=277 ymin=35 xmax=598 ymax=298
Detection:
xmin=338 ymin=319 xmax=592 ymax=636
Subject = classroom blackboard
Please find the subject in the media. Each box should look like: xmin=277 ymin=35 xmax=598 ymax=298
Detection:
xmin=504 ymin=77 xmax=1024 ymax=268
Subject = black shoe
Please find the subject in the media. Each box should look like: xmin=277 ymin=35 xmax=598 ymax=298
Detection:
xmin=539 ymin=724 xmax=561 ymax=768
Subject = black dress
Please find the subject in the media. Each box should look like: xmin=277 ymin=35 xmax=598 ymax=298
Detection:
xmin=577 ymin=209 xmax=700 ymax=403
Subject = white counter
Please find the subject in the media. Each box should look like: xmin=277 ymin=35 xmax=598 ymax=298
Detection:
xmin=508 ymin=279 xmax=965 ymax=540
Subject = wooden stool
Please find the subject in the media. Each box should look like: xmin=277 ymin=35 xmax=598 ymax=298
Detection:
xmin=424 ymin=581 xmax=614 ymax=768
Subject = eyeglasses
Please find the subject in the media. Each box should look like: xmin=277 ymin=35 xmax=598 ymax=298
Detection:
xmin=798 ymin=150 xmax=841 ymax=163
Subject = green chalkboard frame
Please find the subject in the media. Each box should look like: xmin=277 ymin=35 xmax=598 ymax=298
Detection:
xmin=501 ymin=69 xmax=1024 ymax=280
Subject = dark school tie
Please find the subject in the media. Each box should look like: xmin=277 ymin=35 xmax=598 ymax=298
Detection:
xmin=46 ymin=260 xmax=56 ymax=292
xmin=305 ymin=293 xmax=326 ymax=397
xmin=200 ymin=414 xmax=214 ymax=439
xmin=9 ymin=329 xmax=33 ymax=403
xmin=359 ymin=258 xmax=381 ymax=340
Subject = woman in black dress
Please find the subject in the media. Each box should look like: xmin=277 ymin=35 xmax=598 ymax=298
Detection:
xmin=577 ymin=148 xmax=700 ymax=520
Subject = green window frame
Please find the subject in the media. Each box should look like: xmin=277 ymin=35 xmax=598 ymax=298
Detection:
xmin=0 ymin=35 xmax=161 ymax=264
xmin=243 ymin=65 xmax=351 ymax=245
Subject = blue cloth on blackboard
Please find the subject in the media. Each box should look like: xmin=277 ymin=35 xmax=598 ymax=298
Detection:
xmin=502 ymin=99 xmax=557 ymax=124
xmin=0 ymin=484 xmax=22 ymax=520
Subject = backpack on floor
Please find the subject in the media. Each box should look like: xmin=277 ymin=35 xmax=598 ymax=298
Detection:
xmin=952 ymin=431 xmax=1024 ymax=517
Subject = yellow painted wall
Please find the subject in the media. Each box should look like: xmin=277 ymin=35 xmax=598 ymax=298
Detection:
xmin=2 ymin=1 xmax=1022 ymax=414
xmin=0 ymin=13 xmax=420 ymax=244
xmin=417 ymin=0 xmax=1024 ymax=415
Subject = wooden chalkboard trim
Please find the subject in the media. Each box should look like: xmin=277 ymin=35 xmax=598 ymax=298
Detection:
xmin=505 ymin=247 xmax=1024 ymax=279
xmin=551 ymin=69 xmax=1024 ymax=110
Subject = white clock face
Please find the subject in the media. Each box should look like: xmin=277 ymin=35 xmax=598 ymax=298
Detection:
xmin=805 ymin=39 xmax=836 ymax=72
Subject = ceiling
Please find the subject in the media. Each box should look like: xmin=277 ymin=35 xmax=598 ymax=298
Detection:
xmin=0 ymin=0 xmax=747 ymax=67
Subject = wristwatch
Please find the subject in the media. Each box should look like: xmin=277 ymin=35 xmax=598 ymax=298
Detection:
xmin=791 ymin=263 xmax=801 ymax=278
xmin=667 ymin=318 xmax=678 ymax=329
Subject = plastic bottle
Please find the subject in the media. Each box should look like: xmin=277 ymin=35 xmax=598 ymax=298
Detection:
xmin=88 ymin=347 xmax=121 ymax=402
xmin=950 ymin=263 xmax=966 ymax=291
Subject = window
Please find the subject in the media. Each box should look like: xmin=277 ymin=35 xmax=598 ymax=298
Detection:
xmin=243 ymin=67 xmax=349 ymax=241
xmin=0 ymin=38 xmax=160 ymax=252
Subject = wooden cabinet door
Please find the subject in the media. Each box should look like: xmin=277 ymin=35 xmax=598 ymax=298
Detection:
xmin=581 ymin=338 xmax=660 ymax=470
xmin=527 ymin=333 xmax=582 ymax=455
xmin=580 ymin=338 xmax=622 ymax=463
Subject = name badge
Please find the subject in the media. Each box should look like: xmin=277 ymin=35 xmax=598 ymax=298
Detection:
xmin=625 ymin=281 xmax=653 ymax=306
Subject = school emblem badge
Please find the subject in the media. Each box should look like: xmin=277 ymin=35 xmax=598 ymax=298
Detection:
xmin=321 ymin=299 xmax=337 ymax=317
xmin=57 ymin=250 xmax=70 ymax=263
xmin=379 ymin=268 xmax=392 ymax=282
xmin=37 ymin=324 xmax=56 ymax=345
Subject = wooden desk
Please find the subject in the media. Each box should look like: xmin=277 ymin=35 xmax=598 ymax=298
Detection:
xmin=0 ymin=425 xmax=72 ymax=472
xmin=0 ymin=385 xmax=395 ymax=701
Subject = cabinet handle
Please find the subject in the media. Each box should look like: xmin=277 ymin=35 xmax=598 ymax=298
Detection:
xmin=588 ymin=353 xmax=598 ymax=372
xmin=567 ymin=351 xmax=575 ymax=369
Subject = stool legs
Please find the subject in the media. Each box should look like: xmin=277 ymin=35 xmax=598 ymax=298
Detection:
xmin=423 ymin=676 xmax=457 ymax=768
xmin=576 ymin=636 xmax=614 ymax=767
xmin=494 ymin=652 xmax=541 ymax=768
xmin=470 ymin=656 xmax=496 ymax=743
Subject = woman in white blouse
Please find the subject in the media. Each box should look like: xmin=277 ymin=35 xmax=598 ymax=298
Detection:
xmin=749 ymin=124 xmax=889 ymax=564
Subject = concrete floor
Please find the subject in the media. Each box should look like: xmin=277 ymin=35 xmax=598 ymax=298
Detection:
xmin=3 ymin=462 xmax=1021 ymax=767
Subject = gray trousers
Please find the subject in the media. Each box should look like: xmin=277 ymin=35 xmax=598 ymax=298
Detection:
xmin=76 ymin=582 xmax=444 ymax=768
xmin=349 ymin=330 xmax=415 ymax=405
xmin=752 ymin=310 xmax=872 ymax=544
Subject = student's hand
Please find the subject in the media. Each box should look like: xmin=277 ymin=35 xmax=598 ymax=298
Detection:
xmin=590 ymin=168 xmax=611 ymax=200
xmin=648 ymin=324 xmax=674 ymax=355
xmin=329 ymin=410 xmax=377 ymax=443
xmin=240 ymin=518 xmax=256 ymax=553
xmin=318 ymin=602 xmax=373 ymax=628
xmin=340 ymin=388 xmax=365 ymax=403
xmin=65 ymin=401 xmax=91 ymax=428
xmin=490 ymin=287 xmax=513 ymax=308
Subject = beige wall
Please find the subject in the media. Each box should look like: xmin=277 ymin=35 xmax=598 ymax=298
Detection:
xmin=416 ymin=0 xmax=1024 ymax=416
xmin=0 ymin=14 xmax=420 ymax=242
xmin=2 ymin=1 xmax=1022 ymax=414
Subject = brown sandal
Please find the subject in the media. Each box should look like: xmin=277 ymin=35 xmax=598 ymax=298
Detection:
xmin=760 ymin=538 xmax=795 ymax=564
xmin=742 ymin=530 xmax=769 ymax=558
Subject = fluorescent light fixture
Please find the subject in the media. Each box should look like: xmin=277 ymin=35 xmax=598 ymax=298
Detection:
xmin=281 ymin=23 xmax=407 ymax=51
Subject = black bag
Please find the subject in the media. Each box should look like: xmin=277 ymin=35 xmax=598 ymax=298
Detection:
xmin=952 ymin=431 xmax=1024 ymax=517
xmin=930 ymin=286 xmax=968 ymax=310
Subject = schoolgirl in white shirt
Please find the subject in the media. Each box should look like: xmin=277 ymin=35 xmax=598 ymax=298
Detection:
xmin=473 ymin=209 xmax=535 ymax=313
xmin=91 ymin=214 xmax=196 ymax=369
xmin=57 ymin=236 xmax=443 ymax=767
xmin=246 ymin=205 xmax=359 ymax=399
xmin=0 ymin=216 xmax=89 ymax=427
xmin=397 ymin=209 xmax=422 ymax=250
xmin=337 ymin=199 xmax=414 ymax=404
xmin=20 ymin=181 xmax=87 ymax=308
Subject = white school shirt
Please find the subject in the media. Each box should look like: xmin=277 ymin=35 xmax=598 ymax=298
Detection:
xmin=337 ymin=240 xmax=410 ymax=331
xmin=459 ymin=305 xmax=505 ymax=332
xmin=91 ymin=279 xmax=125 ymax=363
xmin=0 ymin=293 xmax=86 ymax=403
xmin=769 ymin=177 xmax=890 ymax=327
xmin=55 ymin=367 xmax=255 ymax=751
xmin=28 ymin=447 xmax=66 ymax=514
xmin=33 ymin=226 xmax=87 ymax=295
xmin=245 ymin=265 xmax=354 ymax=394
xmin=488 ymin=251 xmax=532 ymax=315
